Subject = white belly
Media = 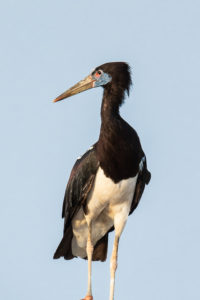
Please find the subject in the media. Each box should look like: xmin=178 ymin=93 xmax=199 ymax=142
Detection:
xmin=71 ymin=167 xmax=138 ymax=258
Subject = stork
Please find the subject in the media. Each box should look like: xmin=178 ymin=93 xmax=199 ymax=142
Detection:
xmin=53 ymin=62 xmax=151 ymax=300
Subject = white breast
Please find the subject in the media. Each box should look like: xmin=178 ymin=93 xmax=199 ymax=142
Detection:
xmin=86 ymin=167 xmax=138 ymax=218
xmin=71 ymin=167 xmax=138 ymax=258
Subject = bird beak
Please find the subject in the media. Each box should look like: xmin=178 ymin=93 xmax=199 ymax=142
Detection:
xmin=53 ymin=75 xmax=96 ymax=103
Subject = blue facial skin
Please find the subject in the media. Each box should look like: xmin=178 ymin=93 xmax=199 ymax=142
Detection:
xmin=93 ymin=72 xmax=112 ymax=87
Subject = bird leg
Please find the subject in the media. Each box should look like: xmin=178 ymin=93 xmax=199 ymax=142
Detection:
xmin=82 ymin=223 xmax=94 ymax=300
xmin=109 ymin=235 xmax=119 ymax=300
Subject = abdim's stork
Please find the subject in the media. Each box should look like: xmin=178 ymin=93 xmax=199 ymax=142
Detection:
xmin=53 ymin=62 xmax=151 ymax=300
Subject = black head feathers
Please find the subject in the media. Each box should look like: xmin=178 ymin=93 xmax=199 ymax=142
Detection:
xmin=96 ymin=62 xmax=132 ymax=94
xmin=96 ymin=62 xmax=132 ymax=108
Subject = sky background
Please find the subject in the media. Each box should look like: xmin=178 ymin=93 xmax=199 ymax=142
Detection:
xmin=0 ymin=0 xmax=200 ymax=299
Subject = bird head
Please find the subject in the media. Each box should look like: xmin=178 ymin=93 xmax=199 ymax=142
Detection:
xmin=53 ymin=62 xmax=132 ymax=103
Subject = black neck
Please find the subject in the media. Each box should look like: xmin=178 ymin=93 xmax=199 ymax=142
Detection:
xmin=100 ymin=86 xmax=125 ymax=122
xmin=96 ymin=86 xmax=142 ymax=182
xmin=98 ymin=87 xmax=123 ymax=148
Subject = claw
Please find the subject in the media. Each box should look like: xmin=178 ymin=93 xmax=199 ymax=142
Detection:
xmin=81 ymin=296 xmax=93 ymax=300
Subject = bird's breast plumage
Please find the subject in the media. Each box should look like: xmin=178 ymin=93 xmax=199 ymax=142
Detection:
xmin=86 ymin=167 xmax=138 ymax=217
xmin=71 ymin=167 xmax=138 ymax=258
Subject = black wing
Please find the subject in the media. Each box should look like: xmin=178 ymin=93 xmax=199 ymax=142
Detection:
xmin=129 ymin=156 xmax=151 ymax=215
xmin=54 ymin=145 xmax=99 ymax=259
xmin=62 ymin=145 xmax=99 ymax=231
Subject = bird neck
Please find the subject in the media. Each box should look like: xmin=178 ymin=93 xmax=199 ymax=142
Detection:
xmin=98 ymin=87 xmax=125 ymax=148
xmin=100 ymin=87 xmax=123 ymax=125
xmin=97 ymin=87 xmax=141 ymax=182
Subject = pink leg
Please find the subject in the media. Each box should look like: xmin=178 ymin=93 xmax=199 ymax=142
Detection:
xmin=82 ymin=224 xmax=94 ymax=300
xmin=109 ymin=235 xmax=119 ymax=300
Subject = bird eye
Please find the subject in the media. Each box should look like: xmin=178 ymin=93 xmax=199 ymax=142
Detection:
xmin=95 ymin=70 xmax=102 ymax=78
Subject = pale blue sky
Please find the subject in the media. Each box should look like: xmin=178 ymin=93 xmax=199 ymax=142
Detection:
xmin=0 ymin=1 xmax=200 ymax=299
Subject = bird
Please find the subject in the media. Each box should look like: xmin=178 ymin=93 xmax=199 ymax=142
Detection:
xmin=53 ymin=62 xmax=151 ymax=300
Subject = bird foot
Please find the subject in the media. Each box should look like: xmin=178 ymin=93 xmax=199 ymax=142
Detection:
xmin=81 ymin=296 xmax=93 ymax=300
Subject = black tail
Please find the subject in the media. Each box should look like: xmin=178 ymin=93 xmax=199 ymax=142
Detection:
xmin=54 ymin=225 xmax=109 ymax=262
xmin=53 ymin=225 xmax=75 ymax=260
xmin=91 ymin=233 xmax=108 ymax=262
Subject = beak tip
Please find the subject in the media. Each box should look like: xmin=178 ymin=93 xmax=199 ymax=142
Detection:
xmin=53 ymin=74 xmax=95 ymax=103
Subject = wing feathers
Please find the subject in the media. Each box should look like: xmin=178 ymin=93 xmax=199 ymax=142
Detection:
xmin=129 ymin=156 xmax=151 ymax=215
xmin=54 ymin=146 xmax=99 ymax=260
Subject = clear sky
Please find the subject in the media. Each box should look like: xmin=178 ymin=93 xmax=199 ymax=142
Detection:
xmin=0 ymin=0 xmax=200 ymax=299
